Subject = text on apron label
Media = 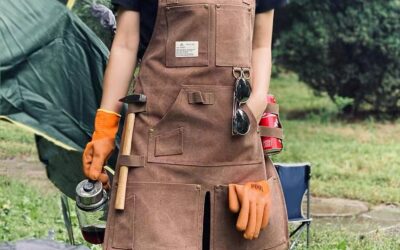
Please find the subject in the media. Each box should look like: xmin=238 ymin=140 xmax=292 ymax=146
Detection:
xmin=175 ymin=41 xmax=199 ymax=57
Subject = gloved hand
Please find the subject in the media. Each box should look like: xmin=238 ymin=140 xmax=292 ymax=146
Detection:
xmin=228 ymin=180 xmax=271 ymax=240
xmin=82 ymin=108 xmax=121 ymax=190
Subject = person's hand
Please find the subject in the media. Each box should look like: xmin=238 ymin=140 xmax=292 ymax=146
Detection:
xmin=82 ymin=109 xmax=121 ymax=190
xmin=244 ymin=94 xmax=267 ymax=124
xmin=228 ymin=180 xmax=272 ymax=240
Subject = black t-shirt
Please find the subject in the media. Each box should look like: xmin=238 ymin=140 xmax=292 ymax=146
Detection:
xmin=112 ymin=0 xmax=286 ymax=59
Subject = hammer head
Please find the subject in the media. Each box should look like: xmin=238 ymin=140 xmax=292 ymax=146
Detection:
xmin=119 ymin=94 xmax=147 ymax=104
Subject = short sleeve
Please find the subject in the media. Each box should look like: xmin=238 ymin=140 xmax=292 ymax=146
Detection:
xmin=111 ymin=0 xmax=140 ymax=11
xmin=255 ymin=0 xmax=286 ymax=14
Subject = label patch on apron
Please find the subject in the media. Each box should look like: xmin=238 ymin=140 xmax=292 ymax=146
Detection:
xmin=175 ymin=41 xmax=199 ymax=57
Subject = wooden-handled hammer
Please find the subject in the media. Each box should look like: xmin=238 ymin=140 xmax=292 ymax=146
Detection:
xmin=115 ymin=93 xmax=147 ymax=210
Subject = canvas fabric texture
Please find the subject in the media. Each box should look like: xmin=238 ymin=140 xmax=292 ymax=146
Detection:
xmin=104 ymin=0 xmax=289 ymax=249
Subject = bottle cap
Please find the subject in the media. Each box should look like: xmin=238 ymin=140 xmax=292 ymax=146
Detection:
xmin=76 ymin=179 xmax=108 ymax=211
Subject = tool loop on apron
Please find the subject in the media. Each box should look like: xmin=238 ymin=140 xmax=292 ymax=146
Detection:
xmin=258 ymin=127 xmax=284 ymax=140
xmin=187 ymin=91 xmax=214 ymax=105
xmin=117 ymin=154 xmax=146 ymax=167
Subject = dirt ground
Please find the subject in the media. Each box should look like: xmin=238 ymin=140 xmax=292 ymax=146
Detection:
xmin=0 ymin=157 xmax=58 ymax=194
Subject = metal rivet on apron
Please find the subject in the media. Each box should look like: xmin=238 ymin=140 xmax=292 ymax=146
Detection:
xmin=216 ymin=4 xmax=220 ymax=8
xmin=149 ymin=128 xmax=155 ymax=133
xmin=196 ymin=185 xmax=201 ymax=190
xmin=204 ymin=4 xmax=208 ymax=9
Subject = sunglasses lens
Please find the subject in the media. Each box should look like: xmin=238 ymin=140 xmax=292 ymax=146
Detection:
xmin=235 ymin=78 xmax=251 ymax=103
xmin=233 ymin=108 xmax=250 ymax=135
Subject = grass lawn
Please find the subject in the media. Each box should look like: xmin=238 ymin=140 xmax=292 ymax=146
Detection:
xmin=270 ymin=74 xmax=400 ymax=205
xmin=0 ymin=122 xmax=36 ymax=159
xmin=0 ymin=74 xmax=399 ymax=249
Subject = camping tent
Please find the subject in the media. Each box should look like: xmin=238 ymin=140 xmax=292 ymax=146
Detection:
xmin=0 ymin=0 xmax=126 ymax=198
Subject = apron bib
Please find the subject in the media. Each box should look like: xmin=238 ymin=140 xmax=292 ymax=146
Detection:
xmin=104 ymin=0 xmax=289 ymax=249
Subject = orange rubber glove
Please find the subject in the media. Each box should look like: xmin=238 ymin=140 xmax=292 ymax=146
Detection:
xmin=228 ymin=180 xmax=271 ymax=240
xmin=82 ymin=109 xmax=121 ymax=189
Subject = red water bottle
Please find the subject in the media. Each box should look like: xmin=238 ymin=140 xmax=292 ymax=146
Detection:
xmin=259 ymin=95 xmax=283 ymax=155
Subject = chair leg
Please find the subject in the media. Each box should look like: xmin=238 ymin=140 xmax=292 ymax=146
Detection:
xmin=60 ymin=194 xmax=75 ymax=245
xmin=290 ymin=224 xmax=306 ymax=250
xmin=306 ymin=221 xmax=310 ymax=248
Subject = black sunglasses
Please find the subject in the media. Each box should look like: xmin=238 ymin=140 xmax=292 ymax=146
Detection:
xmin=232 ymin=67 xmax=252 ymax=136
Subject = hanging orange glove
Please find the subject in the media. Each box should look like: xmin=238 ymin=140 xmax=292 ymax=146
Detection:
xmin=229 ymin=180 xmax=271 ymax=240
xmin=82 ymin=109 xmax=121 ymax=190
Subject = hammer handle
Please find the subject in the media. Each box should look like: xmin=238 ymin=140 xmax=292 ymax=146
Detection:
xmin=115 ymin=112 xmax=136 ymax=210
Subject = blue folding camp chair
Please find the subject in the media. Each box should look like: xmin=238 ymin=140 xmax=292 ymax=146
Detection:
xmin=274 ymin=163 xmax=312 ymax=249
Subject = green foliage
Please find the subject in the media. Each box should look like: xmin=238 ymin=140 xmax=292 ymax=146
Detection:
xmin=0 ymin=177 xmax=64 ymax=241
xmin=274 ymin=0 xmax=400 ymax=115
xmin=71 ymin=0 xmax=114 ymax=48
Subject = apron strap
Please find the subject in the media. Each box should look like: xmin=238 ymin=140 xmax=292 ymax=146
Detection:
xmin=258 ymin=127 xmax=284 ymax=139
xmin=118 ymin=154 xmax=146 ymax=167
xmin=187 ymin=91 xmax=214 ymax=105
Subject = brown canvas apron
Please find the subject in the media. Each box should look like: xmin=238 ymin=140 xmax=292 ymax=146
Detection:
xmin=104 ymin=0 xmax=289 ymax=249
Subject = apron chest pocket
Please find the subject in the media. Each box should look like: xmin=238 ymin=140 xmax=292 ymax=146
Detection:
xmin=215 ymin=4 xmax=253 ymax=67
xmin=165 ymin=4 xmax=210 ymax=67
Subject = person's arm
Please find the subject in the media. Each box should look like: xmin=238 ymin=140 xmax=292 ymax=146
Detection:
xmin=82 ymin=8 xmax=140 ymax=187
xmin=100 ymin=8 xmax=140 ymax=114
xmin=246 ymin=10 xmax=275 ymax=124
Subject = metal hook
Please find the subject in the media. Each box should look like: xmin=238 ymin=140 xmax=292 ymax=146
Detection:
xmin=232 ymin=67 xmax=242 ymax=79
xmin=232 ymin=67 xmax=251 ymax=80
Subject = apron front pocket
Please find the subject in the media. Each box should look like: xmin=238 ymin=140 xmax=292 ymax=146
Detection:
xmin=147 ymin=85 xmax=263 ymax=167
xmin=128 ymin=182 xmax=202 ymax=250
xmin=165 ymin=4 xmax=210 ymax=67
xmin=213 ymin=177 xmax=288 ymax=250
xmin=111 ymin=193 xmax=135 ymax=249
xmin=155 ymin=127 xmax=184 ymax=156
xmin=215 ymin=4 xmax=253 ymax=67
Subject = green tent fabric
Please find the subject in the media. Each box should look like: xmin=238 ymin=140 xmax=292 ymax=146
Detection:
xmin=0 ymin=0 xmax=125 ymax=198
